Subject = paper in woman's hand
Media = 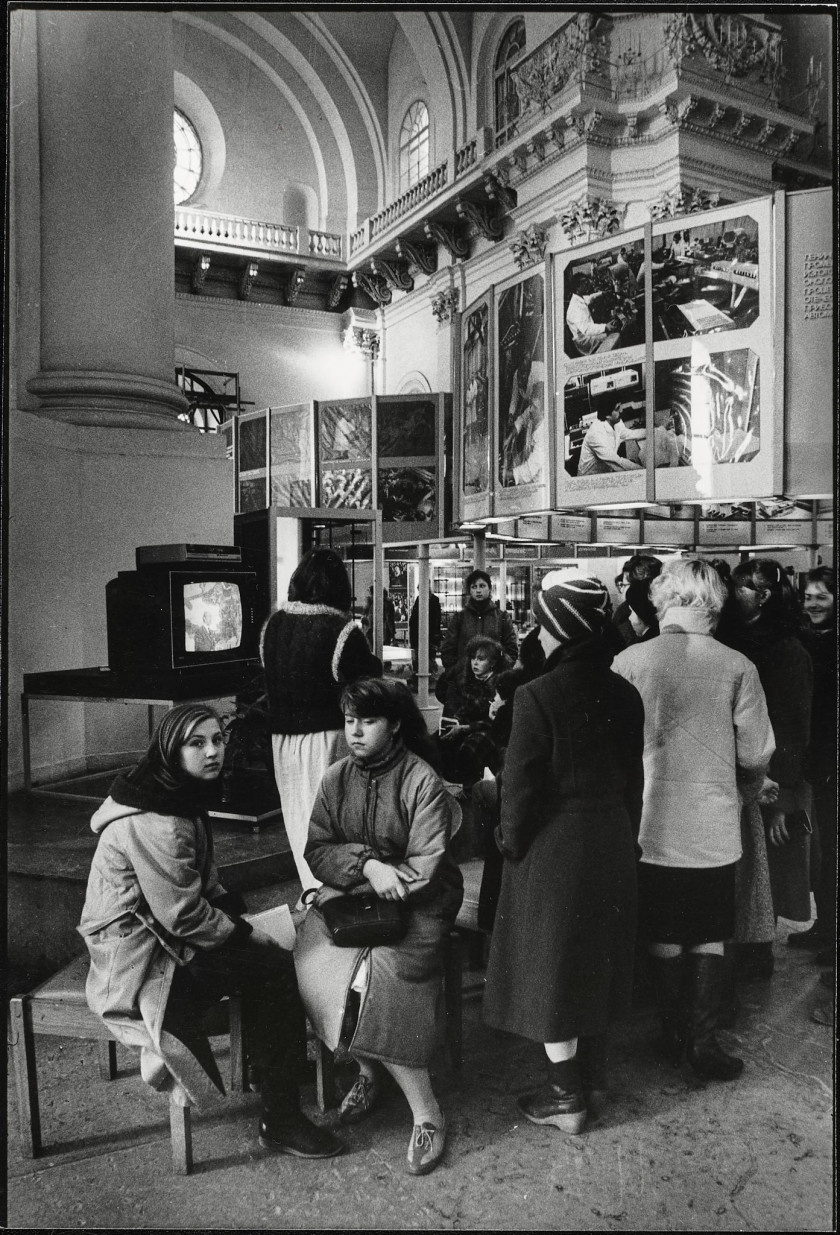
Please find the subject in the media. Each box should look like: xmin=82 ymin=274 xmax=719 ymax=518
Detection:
xmin=243 ymin=904 xmax=296 ymax=949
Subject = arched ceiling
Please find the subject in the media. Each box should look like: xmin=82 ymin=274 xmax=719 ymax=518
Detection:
xmin=172 ymin=10 xmax=470 ymax=233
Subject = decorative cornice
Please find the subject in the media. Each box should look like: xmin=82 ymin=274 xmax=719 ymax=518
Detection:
xmin=176 ymin=292 xmax=340 ymax=326
xmin=424 ymin=220 xmax=469 ymax=262
xmin=455 ymin=198 xmax=504 ymax=242
xmin=352 ymin=269 xmax=393 ymax=307
xmin=483 ymin=172 xmax=517 ymax=214
xmin=430 ymin=288 xmax=460 ymax=324
xmin=395 ymin=238 xmax=438 ymax=276
xmin=509 ymin=224 xmax=548 ymax=270
xmin=370 ymin=257 xmax=414 ymax=293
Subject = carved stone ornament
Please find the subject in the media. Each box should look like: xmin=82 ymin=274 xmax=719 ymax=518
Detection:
xmin=286 ymin=268 xmax=306 ymax=305
xmin=351 ymin=269 xmax=393 ymax=307
xmin=430 ymin=288 xmax=460 ymax=324
xmin=327 ymin=274 xmax=349 ymax=309
xmin=559 ymin=197 xmax=627 ymax=247
xmin=370 ymin=257 xmax=414 ymax=293
xmin=238 ymin=261 xmax=259 ymax=301
xmin=483 ymin=172 xmax=517 ymax=214
xmin=192 ymin=253 xmax=211 ymax=293
xmin=649 ymin=184 xmax=722 ymax=221
xmin=510 ymin=14 xmax=606 ymax=119
xmin=662 ymin=12 xmax=784 ymax=99
xmin=343 ymin=326 xmax=380 ymax=359
xmin=424 ymin=220 xmax=469 ymax=262
xmin=567 ymin=110 xmax=604 ymax=141
xmin=395 ymin=238 xmax=437 ymax=276
xmin=455 ymin=198 xmax=504 ymax=242
xmin=509 ymin=224 xmax=548 ymax=271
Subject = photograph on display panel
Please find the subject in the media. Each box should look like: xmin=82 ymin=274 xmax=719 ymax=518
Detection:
xmin=654 ymin=347 xmax=761 ymax=471
xmin=461 ymin=300 xmax=491 ymax=499
xmin=378 ymin=399 xmax=436 ymax=457
xmin=651 ymin=212 xmax=761 ymax=341
xmin=563 ymin=362 xmax=648 ymax=478
xmin=562 ymin=238 xmax=645 ymax=359
xmin=378 ymin=467 xmax=436 ymax=523
xmin=318 ymin=400 xmax=372 ymax=463
xmin=269 ymin=405 xmax=312 ymax=508
xmin=496 ymin=270 xmax=546 ymax=493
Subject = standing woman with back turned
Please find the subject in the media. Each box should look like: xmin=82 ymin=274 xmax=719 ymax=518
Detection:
xmin=262 ymin=548 xmax=382 ymax=896
xmin=483 ymin=578 xmax=645 ymax=1135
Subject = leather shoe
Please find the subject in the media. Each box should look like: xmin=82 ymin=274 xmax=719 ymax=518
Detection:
xmin=259 ymin=1112 xmax=344 ymax=1159
xmin=406 ymin=1116 xmax=447 ymax=1175
xmin=340 ymin=1073 xmax=380 ymax=1124
xmin=517 ymin=1085 xmax=587 ymax=1134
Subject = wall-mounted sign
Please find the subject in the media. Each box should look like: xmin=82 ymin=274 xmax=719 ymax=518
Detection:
xmin=549 ymin=514 xmax=592 ymax=542
xmin=698 ymin=520 xmax=751 ymax=547
xmin=595 ymin=518 xmax=641 ymax=544
xmin=517 ymin=515 xmax=550 ymax=539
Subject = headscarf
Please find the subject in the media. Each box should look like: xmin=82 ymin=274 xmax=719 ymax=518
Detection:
xmin=109 ymin=703 xmax=223 ymax=816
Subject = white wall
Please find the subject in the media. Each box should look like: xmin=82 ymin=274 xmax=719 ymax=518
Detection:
xmin=8 ymin=412 xmax=234 ymax=789
xmin=175 ymin=297 xmax=370 ymax=410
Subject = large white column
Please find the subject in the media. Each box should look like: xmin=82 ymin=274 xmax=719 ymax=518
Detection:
xmin=26 ymin=10 xmax=188 ymax=427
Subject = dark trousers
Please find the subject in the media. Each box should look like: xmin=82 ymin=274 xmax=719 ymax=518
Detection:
xmin=164 ymin=933 xmax=305 ymax=1117
xmin=812 ymin=773 xmax=837 ymax=938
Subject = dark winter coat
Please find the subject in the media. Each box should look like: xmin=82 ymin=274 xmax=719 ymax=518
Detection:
xmin=261 ymin=601 xmax=382 ymax=734
xmin=483 ymin=636 xmax=644 ymax=1042
xmin=800 ymin=621 xmax=837 ymax=784
xmin=294 ymin=745 xmax=463 ymax=1065
xmin=439 ymin=597 xmax=518 ymax=671
xmin=408 ymin=591 xmax=442 ymax=654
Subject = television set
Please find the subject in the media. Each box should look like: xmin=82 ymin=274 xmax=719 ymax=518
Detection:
xmin=106 ymin=566 xmax=262 ymax=674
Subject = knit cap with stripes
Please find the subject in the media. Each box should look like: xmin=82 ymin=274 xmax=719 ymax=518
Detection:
xmin=533 ymin=577 xmax=610 ymax=644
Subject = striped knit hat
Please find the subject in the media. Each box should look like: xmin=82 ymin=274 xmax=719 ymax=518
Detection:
xmin=533 ymin=577 xmax=610 ymax=644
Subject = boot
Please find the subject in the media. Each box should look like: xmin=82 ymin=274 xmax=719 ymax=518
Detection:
xmin=577 ymin=1034 xmax=608 ymax=1106
xmin=717 ymin=946 xmax=740 ymax=1029
xmin=685 ymin=953 xmax=744 ymax=1082
xmin=648 ymin=954 xmax=686 ymax=1066
xmin=516 ymin=1056 xmax=587 ymax=1135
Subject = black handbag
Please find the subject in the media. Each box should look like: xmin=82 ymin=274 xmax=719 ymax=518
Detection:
xmin=320 ymin=892 xmax=408 ymax=948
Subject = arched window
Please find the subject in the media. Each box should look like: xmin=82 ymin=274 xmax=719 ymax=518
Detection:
xmin=494 ymin=20 xmax=526 ymax=146
xmin=399 ymin=101 xmax=430 ymax=194
xmin=173 ymin=109 xmax=203 ymax=205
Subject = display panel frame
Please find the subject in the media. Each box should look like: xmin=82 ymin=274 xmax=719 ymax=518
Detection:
xmin=651 ymin=195 xmax=780 ymax=504
xmin=493 ymin=263 xmax=551 ymax=517
xmin=553 ymin=226 xmax=649 ymax=510
xmin=459 ymin=291 xmax=494 ymax=524
xmin=376 ymin=393 xmax=446 ymax=543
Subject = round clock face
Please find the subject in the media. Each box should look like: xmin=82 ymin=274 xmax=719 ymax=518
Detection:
xmin=174 ymin=109 xmax=202 ymax=205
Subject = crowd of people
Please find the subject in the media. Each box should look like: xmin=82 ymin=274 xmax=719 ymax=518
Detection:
xmin=78 ymin=547 xmax=835 ymax=1177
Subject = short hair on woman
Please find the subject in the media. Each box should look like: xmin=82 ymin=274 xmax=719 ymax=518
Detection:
xmin=340 ymin=678 xmax=440 ymax=772
xmin=650 ymin=557 xmax=728 ymax=619
xmin=464 ymin=635 xmax=505 ymax=667
xmin=465 ymin=568 xmax=491 ymax=591
xmin=731 ymin=557 xmax=801 ymax=632
xmin=807 ymin=565 xmax=835 ymax=595
xmin=495 ymin=667 xmax=526 ymax=703
xmin=287 ymin=548 xmax=352 ymax=611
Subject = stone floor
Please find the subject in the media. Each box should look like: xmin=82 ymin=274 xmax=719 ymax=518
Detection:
xmin=7 ymin=921 xmax=835 ymax=1231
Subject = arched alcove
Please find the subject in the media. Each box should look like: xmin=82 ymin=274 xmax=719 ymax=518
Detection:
xmin=173 ymin=71 xmax=226 ymax=205
xmin=283 ymin=182 xmax=319 ymax=229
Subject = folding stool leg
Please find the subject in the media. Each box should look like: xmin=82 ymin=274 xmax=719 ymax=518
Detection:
xmin=443 ymin=931 xmax=464 ymax=1071
xmin=10 ymin=997 xmax=42 ymax=1156
xmin=98 ymin=1040 xmax=118 ymax=1081
xmin=315 ymin=1039 xmax=336 ymax=1113
xmin=169 ymin=1092 xmax=193 ymax=1175
xmin=228 ymin=994 xmax=246 ymax=1092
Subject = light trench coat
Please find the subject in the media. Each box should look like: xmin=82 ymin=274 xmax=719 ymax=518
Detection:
xmin=78 ymin=797 xmax=237 ymax=1105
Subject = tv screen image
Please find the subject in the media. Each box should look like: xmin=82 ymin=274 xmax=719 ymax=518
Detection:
xmin=183 ymin=581 xmax=243 ymax=653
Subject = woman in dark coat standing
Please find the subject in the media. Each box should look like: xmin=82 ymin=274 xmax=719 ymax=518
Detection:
xmin=483 ymin=578 xmax=644 ymax=1135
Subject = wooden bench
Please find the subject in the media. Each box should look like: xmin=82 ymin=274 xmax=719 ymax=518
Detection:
xmin=9 ymin=953 xmax=245 ymax=1175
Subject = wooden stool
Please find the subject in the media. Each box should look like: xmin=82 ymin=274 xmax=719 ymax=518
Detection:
xmin=9 ymin=953 xmax=246 ymax=1175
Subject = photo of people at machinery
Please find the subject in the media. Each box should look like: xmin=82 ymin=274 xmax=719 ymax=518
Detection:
xmin=562 ymin=239 xmax=645 ymax=359
xmin=183 ymin=581 xmax=243 ymax=652
xmin=654 ymin=347 xmax=761 ymax=468
xmin=563 ymin=363 xmax=648 ymax=477
xmin=650 ymin=214 xmax=760 ymax=340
